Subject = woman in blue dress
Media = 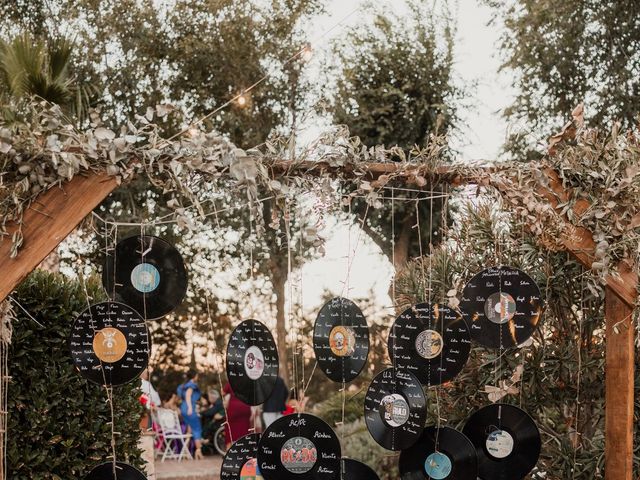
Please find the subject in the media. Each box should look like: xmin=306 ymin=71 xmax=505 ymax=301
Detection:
xmin=178 ymin=370 xmax=204 ymax=459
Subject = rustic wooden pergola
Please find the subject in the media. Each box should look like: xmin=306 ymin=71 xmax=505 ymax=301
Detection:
xmin=0 ymin=160 xmax=636 ymax=480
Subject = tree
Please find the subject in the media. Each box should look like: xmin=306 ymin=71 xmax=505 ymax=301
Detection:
xmin=327 ymin=0 xmax=463 ymax=270
xmin=0 ymin=0 xmax=324 ymax=382
xmin=487 ymin=0 xmax=640 ymax=158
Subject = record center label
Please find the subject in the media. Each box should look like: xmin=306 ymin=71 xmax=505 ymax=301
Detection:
xmin=280 ymin=436 xmax=317 ymax=474
xmin=424 ymin=452 xmax=452 ymax=479
xmin=244 ymin=346 xmax=265 ymax=380
xmin=415 ymin=329 xmax=443 ymax=359
xmin=240 ymin=458 xmax=264 ymax=480
xmin=380 ymin=393 xmax=410 ymax=427
xmin=92 ymin=327 xmax=127 ymax=363
xmin=486 ymin=429 xmax=514 ymax=458
xmin=329 ymin=326 xmax=356 ymax=357
xmin=130 ymin=262 xmax=160 ymax=293
xmin=484 ymin=292 xmax=516 ymax=324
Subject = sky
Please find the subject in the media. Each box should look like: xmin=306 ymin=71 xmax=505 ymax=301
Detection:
xmin=289 ymin=0 xmax=514 ymax=318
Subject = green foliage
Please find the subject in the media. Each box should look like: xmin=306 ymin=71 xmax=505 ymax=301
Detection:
xmin=8 ymin=270 xmax=144 ymax=480
xmin=0 ymin=33 xmax=96 ymax=122
xmin=394 ymin=196 xmax=640 ymax=479
xmin=488 ymin=0 xmax=640 ymax=158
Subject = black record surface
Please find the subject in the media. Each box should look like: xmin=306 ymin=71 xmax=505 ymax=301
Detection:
xmin=257 ymin=413 xmax=341 ymax=480
xmin=85 ymin=462 xmax=147 ymax=479
xmin=388 ymin=303 xmax=471 ymax=386
xmin=313 ymin=297 xmax=369 ymax=383
xmin=364 ymin=368 xmax=427 ymax=451
xmin=69 ymin=301 xmax=150 ymax=386
xmin=399 ymin=426 xmax=478 ymax=480
xmin=342 ymin=458 xmax=380 ymax=480
xmin=462 ymin=403 xmax=541 ymax=480
xmin=460 ymin=266 xmax=543 ymax=349
xmin=102 ymin=235 xmax=187 ymax=320
xmin=226 ymin=319 xmax=279 ymax=406
xmin=221 ymin=433 xmax=261 ymax=480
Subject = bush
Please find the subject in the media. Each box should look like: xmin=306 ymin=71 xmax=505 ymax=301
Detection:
xmin=7 ymin=271 xmax=144 ymax=480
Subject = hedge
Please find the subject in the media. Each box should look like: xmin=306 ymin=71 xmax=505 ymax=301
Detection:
xmin=8 ymin=271 xmax=144 ymax=479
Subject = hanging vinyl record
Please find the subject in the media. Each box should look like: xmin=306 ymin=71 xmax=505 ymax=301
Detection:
xmin=460 ymin=266 xmax=543 ymax=349
xmin=221 ymin=433 xmax=261 ymax=480
xmin=226 ymin=319 xmax=279 ymax=406
xmin=257 ymin=413 xmax=341 ymax=480
xmin=85 ymin=462 xmax=147 ymax=479
xmin=399 ymin=426 xmax=478 ymax=480
xmin=313 ymin=297 xmax=369 ymax=383
xmin=462 ymin=403 xmax=541 ymax=480
xmin=69 ymin=301 xmax=150 ymax=386
xmin=342 ymin=458 xmax=380 ymax=480
xmin=388 ymin=303 xmax=470 ymax=386
xmin=364 ymin=368 xmax=427 ymax=451
xmin=102 ymin=235 xmax=187 ymax=320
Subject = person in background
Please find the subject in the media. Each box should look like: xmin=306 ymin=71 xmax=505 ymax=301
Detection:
xmin=283 ymin=388 xmax=307 ymax=415
xmin=178 ymin=370 xmax=204 ymax=459
xmin=140 ymin=368 xmax=161 ymax=409
xmin=163 ymin=393 xmax=181 ymax=415
xmin=222 ymin=382 xmax=252 ymax=449
xmin=262 ymin=376 xmax=288 ymax=428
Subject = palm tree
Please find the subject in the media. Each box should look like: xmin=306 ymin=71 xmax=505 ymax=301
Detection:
xmin=0 ymin=33 xmax=97 ymax=122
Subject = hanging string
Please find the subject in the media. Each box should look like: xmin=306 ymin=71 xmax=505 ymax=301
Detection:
xmin=284 ymin=200 xmax=299 ymax=406
xmin=205 ymin=298 xmax=234 ymax=445
xmin=79 ymin=273 xmax=118 ymax=477
xmin=571 ymin=266 xmax=585 ymax=479
xmin=389 ymin=187 xmax=397 ymax=453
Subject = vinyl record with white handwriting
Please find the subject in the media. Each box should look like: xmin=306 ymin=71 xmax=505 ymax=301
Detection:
xmin=313 ymin=297 xmax=369 ymax=383
xmin=85 ymin=462 xmax=147 ymax=480
xmin=388 ymin=303 xmax=470 ymax=386
xmin=460 ymin=266 xmax=543 ymax=348
xmin=399 ymin=426 xmax=478 ymax=480
xmin=102 ymin=235 xmax=187 ymax=320
xmin=69 ymin=301 xmax=150 ymax=387
xmin=257 ymin=413 xmax=341 ymax=480
xmin=226 ymin=319 xmax=279 ymax=406
xmin=462 ymin=403 xmax=541 ymax=480
xmin=221 ymin=433 xmax=261 ymax=480
xmin=364 ymin=368 xmax=427 ymax=451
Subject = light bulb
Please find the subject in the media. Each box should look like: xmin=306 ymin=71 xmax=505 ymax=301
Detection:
xmin=301 ymin=43 xmax=313 ymax=62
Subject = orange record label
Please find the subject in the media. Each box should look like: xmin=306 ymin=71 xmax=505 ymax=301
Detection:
xmin=93 ymin=327 xmax=127 ymax=363
xmin=329 ymin=326 xmax=356 ymax=357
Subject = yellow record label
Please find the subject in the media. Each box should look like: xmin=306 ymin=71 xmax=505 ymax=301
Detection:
xmin=93 ymin=327 xmax=127 ymax=363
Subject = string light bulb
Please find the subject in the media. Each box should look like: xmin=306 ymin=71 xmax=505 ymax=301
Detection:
xmin=301 ymin=43 xmax=313 ymax=62
xmin=236 ymin=92 xmax=248 ymax=107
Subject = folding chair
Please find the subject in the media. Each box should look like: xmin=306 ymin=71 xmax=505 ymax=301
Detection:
xmin=153 ymin=408 xmax=193 ymax=462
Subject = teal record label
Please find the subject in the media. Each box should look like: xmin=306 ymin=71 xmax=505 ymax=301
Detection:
xmin=424 ymin=452 xmax=452 ymax=479
xmin=130 ymin=263 xmax=160 ymax=293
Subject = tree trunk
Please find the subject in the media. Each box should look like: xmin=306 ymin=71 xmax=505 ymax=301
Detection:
xmin=270 ymin=261 xmax=289 ymax=385
xmin=392 ymin=211 xmax=414 ymax=272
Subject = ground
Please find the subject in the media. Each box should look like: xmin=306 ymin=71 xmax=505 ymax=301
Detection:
xmin=155 ymin=456 xmax=222 ymax=480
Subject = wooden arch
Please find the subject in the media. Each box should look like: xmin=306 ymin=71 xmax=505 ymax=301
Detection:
xmin=0 ymin=161 xmax=636 ymax=480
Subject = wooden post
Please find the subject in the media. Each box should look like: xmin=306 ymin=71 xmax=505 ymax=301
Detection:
xmin=605 ymin=286 xmax=635 ymax=480
xmin=0 ymin=173 xmax=118 ymax=303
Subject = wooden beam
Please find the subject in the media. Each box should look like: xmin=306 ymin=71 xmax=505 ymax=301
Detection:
xmin=0 ymin=172 xmax=119 ymax=303
xmin=604 ymin=286 xmax=635 ymax=480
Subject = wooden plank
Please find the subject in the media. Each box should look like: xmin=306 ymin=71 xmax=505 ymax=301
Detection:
xmin=0 ymin=172 xmax=119 ymax=303
xmin=604 ymin=286 xmax=635 ymax=480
